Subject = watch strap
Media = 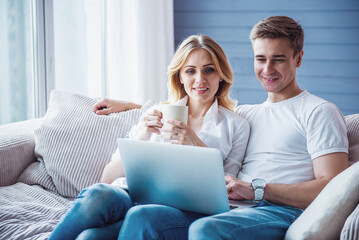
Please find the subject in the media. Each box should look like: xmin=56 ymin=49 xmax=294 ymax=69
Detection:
xmin=254 ymin=188 xmax=264 ymax=202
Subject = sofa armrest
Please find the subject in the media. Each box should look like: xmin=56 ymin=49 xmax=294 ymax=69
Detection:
xmin=0 ymin=118 xmax=42 ymax=186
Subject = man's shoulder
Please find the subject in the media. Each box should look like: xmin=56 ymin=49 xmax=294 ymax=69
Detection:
xmin=300 ymin=91 xmax=328 ymax=107
xmin=298 ymin=91 xmax=342 ymax=117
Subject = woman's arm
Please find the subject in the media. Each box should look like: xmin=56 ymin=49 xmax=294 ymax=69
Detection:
xmin=100 ymin=149 xmax=125 ymax=183
xmin=223 ymin=117 xmax=250 ymax=177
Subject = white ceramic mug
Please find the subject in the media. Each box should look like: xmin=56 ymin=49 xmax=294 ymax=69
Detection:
xmin=159 ymin=104 xmax=188 ymax=142
xmin=161 ymin=104 xmax=188 ymax=124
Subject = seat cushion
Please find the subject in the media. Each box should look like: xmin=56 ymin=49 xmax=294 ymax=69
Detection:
xmin=0 ymin=182 xmax=72 ymax=240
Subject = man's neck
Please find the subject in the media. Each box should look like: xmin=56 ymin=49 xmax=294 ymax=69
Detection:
xmin=267 ymin=88 xmax=304 ymax=103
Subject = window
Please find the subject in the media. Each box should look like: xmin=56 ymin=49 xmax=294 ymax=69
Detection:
xmin=52 ymin=0 xmax=105 ymax=97
xmin=0 ymin=0 xmax=35 ymax=125
xmin=0 ymin=0 xmax=105 ymax=125
xmin=0 ymin=0 xmax=173 ymax=125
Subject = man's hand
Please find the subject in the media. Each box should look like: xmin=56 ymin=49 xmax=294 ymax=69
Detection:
xmin=93 ymin=98 xmax=142 ymax=115
xmin=225 ymin=175 xmax=254 ymax=201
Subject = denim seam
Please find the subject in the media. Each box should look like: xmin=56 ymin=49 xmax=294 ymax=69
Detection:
xmin=106 ymin=207 xmax=130 ymax=225
xmin=226 ymin=220 xmax=292 ymax=240
xmin=151 ymin=222 xmax=190 ymax=240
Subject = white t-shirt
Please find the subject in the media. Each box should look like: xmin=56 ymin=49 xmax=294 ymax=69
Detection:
xmin=235 ymin=90 xmax=348 ymax=184
xmin=125 ymin=96 xmax=250 ymax=177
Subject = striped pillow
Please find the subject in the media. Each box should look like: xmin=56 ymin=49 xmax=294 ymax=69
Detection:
xmin=19 ymin=90 xmax=142 ymax=198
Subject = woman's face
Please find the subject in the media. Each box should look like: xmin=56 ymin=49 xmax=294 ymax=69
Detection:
xmin=180 ymin=49 xmax=222 ymax=107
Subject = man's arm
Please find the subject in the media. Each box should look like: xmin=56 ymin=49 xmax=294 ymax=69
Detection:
xmin=264 ymin=152 xmax=348 ymax=209
xmin=226 ymin=152 xmax=349 ymax=209
xmin=93 ymin=98 xmax=142 ymax=115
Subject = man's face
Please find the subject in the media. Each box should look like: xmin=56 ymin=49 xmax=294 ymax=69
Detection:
xmin=252 ymin=38 xmax=303 ymax=102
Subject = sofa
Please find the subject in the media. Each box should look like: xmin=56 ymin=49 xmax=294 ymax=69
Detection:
xmin=0 ymin=90 xmax=358 ymax=240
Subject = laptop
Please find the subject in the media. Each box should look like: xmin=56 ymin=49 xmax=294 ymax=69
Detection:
xmin=117 ymin=138 xmax=255 ymax=215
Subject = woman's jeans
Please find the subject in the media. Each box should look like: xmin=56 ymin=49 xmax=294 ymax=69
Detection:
xmin=48 ymin=182 xmax=302 ymax=240
xmin=118 ymin=200 xmax=303 ymax=240
xmin=48 ymin=183 xmax=133 ymax=240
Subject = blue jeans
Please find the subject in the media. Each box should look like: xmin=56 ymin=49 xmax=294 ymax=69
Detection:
xmin=119 ymin=201 xmax=303 ymax=240
xmin=48 ymin=183 xmax=134 ymax=240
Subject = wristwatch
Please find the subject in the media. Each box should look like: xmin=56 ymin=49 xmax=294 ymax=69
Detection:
xmin=251 ymin=178 xmax=266 ymax=202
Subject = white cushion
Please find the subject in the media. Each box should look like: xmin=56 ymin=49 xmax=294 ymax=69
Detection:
xmin=285 ymin=162 xmax=359 ymax=240
xmin=19 ymin=90 xmax=142 ymax=198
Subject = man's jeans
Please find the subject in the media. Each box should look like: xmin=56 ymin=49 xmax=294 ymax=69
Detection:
xmin=118 ymin=201 xmax=303 ymax=240
xmin=48 ymin=183 xmax=133 ymax=240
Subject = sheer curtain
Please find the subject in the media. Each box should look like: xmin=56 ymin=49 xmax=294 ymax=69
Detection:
xmin=105 ymin=0 xmax=174 ymax=104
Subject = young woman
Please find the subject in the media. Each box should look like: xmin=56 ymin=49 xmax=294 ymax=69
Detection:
xmin=49 ymin=35 xmax=250 ymax=240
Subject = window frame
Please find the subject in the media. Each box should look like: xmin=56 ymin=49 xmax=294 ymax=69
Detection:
xmin=32 ymin=0 xmax=55 ymax=118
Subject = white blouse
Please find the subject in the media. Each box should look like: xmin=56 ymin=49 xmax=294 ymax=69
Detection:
xmin=127 ymin=96 xmax=250 ymax=177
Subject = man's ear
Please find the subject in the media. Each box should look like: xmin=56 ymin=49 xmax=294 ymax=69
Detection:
xmin=296 ymin=50 xmax=304 ymax=67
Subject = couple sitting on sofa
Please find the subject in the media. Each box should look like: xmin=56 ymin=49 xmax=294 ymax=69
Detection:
xmin=49 ymin=16 xmax=349 ymax=240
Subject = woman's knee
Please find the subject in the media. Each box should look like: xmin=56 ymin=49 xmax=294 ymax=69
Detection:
xmin=76 ymin=223 xmax=122 ymax=240
xmin=120 ymin=205 xmax=177 ymax=240
xmin=73 ymin=183 xmax=129 ymax=215
xmin=83 ymin=183 xmax=120 ymax=199
xmin=125 ymin=205 xmax=156 ymax=224
xmin=75 ymin=228 xmax=100 ymax=240
xmin=189 ymin=217 xmax=220 ymax=239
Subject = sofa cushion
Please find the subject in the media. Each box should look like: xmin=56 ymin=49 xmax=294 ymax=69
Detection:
xmin=346 ymin=114 xmax=359 ymax=164
xmin=0 ymin=182 xmax=72 ymax=240
xmin=18 ymin=90 xmax=142 ymax=198
xmin=284 ymin=161 xmax=359 ymax=240
xmin=341 ymin=202 xmax=359 ymax=239
xmin=284 ymin=113 xmax=359 ymax=239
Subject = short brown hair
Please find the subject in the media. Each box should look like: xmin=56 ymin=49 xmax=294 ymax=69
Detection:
xmin=250 ymin=16 xmax=304 ymax=56
xmin=167 ymin=35 xmax=236 ymax=111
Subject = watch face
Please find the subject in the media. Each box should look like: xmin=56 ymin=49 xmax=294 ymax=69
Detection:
xmin=252 ymin=178 xmax=266 ymax=188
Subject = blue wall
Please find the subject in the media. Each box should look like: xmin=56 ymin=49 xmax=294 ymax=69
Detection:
xmin=174 ymin=0 xmax=359 ymax=115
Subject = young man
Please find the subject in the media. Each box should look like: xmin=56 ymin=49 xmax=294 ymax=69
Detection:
xmin=95 ymin=16 xmax=349 ymax=239
xmin=186 ymin=16 xmax=349 ymax=239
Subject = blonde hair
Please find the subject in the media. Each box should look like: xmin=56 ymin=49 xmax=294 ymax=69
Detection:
xmin=167 ymin=35 xmax=236 ymax=111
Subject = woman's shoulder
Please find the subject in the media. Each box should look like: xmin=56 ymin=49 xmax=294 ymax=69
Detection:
xmin=218 ymin=105 xmax=250 ymax=126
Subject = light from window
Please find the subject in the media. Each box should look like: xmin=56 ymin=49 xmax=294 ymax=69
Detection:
xmin=52 ymin=0 xmax=104 ymax=98
xmin=0 ymin=0 xmax=34 ymax=125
